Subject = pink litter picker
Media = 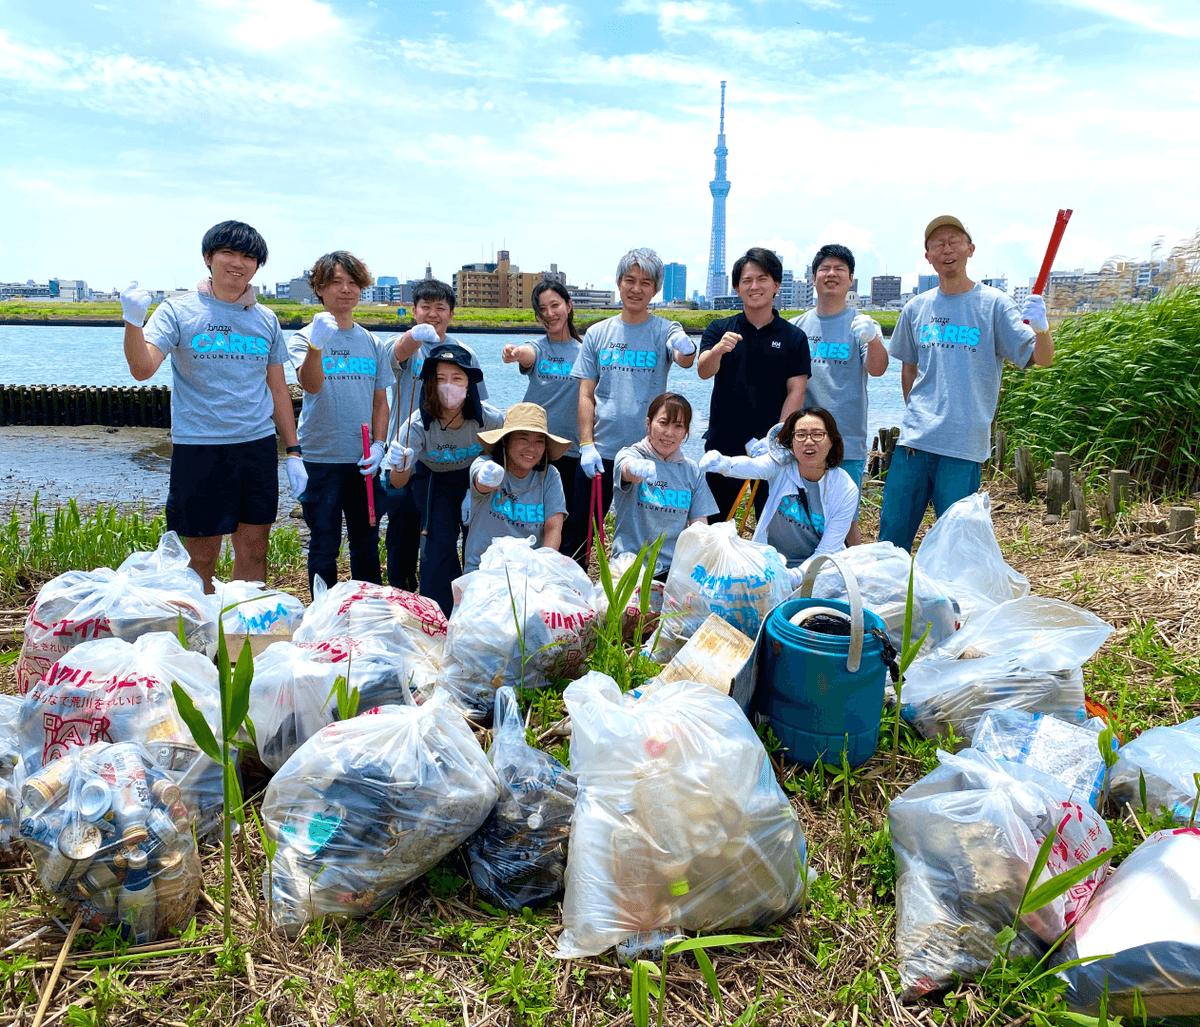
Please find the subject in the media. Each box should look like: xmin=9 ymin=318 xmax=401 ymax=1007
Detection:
xmin=1027 ymin=209 xmax=1072 ymax=320
xmin=361 ymin=423 xmax=377 ymax=527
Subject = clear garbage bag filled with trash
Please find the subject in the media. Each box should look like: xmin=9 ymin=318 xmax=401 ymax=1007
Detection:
xmin=19 ymin=742 xmax=204 ymax=942
xmin=17 ymin=531 xmax=218 ymax=696
xmin=441 ymin=537 xmax=598 ymax=719
xmin=261 ymin=693 xmax=499 ymax=936
xmin=292 ymin=579 xmax=446 ymax=698
xmin=970 ymin=708 xmax=1113 ymax=809
xmin=590 ymin=551 xmax=669 ymax=644
xmin=806 ymin=541 xmax=961 ymax=654
xmin=913 ymin=492 xmax=1029 ymax=620
xmin=214 ymin=579 xmax=305 ymax=636
xmin=655 ymin=522 xmax=790 ymax=661
xmin=17 ymin=632 xmax=226 ymax=839
xmin=0 ymin=693 xmax=23 ymax=849
xmin=467 ymin=686 xmax=577 ymax=911
xmin=1109 ymin=715 xmax=1200 ymax=822
xmin=1056 ymin=827 xmax=1200 ymax=1017
xmin=889 ymin=747 xmax=1111 ymax=1001
xmin=249 ymin=637 xmax=416 ymax=772
xmin=555 ymin=672 xmax=808 ymax=958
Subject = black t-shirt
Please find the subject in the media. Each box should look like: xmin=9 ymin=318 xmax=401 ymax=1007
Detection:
xmin=700 ymin=311 xmax=811 ymax=454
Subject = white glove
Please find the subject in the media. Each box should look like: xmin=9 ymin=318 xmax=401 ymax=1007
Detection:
xmin=745 ymin=437 xmax=769 ymax=458
xmin=411 ymin=323 xmax=439 ymax=343
xmin=699 ymin=451 xmax=732 ymax=474
xmin=475 ymin=459 xmax=505 ymax=488
xmin=625 ymin=458 xmax=656 ymax=481
xmin=120 ymin=281 xmax=152 ymax=327
xmin=851 ymin=313 xmax=881 ymax=345
xmin=286 ymin=455 xmax=308 ymax=499
xmin=673 ymin=335 xmax=697 ymax=356
xmin=787 ymin=565 xmax=807 ymax=590
xmin=383 ymin=441 xmax=414 ymax=473
xmin=308 ymin=311 xmax=339 ymax=351
xmin=358 ymin=440 xmax=385 ymax=477
xmin=1022 ymin=294 xmax=1049 ymax=332
xmin=580 ymin=443 xmax=604 ymax=478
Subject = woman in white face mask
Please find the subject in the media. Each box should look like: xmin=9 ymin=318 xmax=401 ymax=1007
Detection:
xmin=384 ymin=343 xmax=503 ymax=614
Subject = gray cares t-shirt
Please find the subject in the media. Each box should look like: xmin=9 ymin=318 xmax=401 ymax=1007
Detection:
xmin=289 ymin=324 xmax=391 ymax=463
xmin=398 ymin=403 xmax=505 ymax=473
xmin=145 ymin=291 xmax=288 ymax=445
xmin=889 ymin=284 xmax=1035 ymax=464
xmin=463 ymin=460 xmax=567 ymax=572
xmin=792 ymin=308 xmax=871 ymax=461
xmin=571 ymin=315 xmax=687 ymax=459
xmin=384 ymin=334 xmax=489 ymax=442
xmin=519 ymin=336 xmax=583 ymax=457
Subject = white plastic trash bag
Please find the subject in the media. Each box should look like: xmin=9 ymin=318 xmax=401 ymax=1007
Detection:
xmin=17 ymin=632 xmax=226 ymax=837
xmin=17 ymin=532 xmax=218 ymax=696
xmin=807 ymin=541 xmax=960 ymax=653
xmin=261 ymin=694 xmax=499 ymax=936
xmin=214 ymin=579 xmax=305 ymax=636
xmin=970 ymin=708 xmax=1113 ymax=809
xmin=889 ymin=747 xmax=1112 ymax=1001
xmin=1057 ymin=827 xmax=1200 ymax=1017
xmin=656 ymin=522 xmax=790 ymax=660
xmin=441 ymin=537 xmax=598 ymax=718
xmin=555 ymin=672 xmax=808 ymax=958
xmin=292 ymin=580 xmax=445 ymax=698
xmin=1109 ymin=716 xmax=1200 ymax=822
xmin=914 ymin=492 xmax=1028 ymax=620
xmin=900 ymin=653 xmax=1086 ymax=740
xmin=249 ymin=638 xmax=416 ymax=772
xmin=0 ymin=693 xmax=23 ymax=849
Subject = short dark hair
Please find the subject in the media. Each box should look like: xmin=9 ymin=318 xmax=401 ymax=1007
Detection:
xmin=779 ymin=407 xmax=844 ymax=468
xmin=811 ymin=244 xmax=855 ymax=279
xmin=732 ymin=247 xmax=783 ymax=287
xmin=531 ymin=280 xmax=582 ymax=342
xmin=413 ymin=279 xmax=456 ymax=311
xmin=646 ymin=392 xmax=692 ymax=432
xmin=201 ymin=221 xmax=268 ymax=268
xmin=310 ymin=251 xmax=372 ymax=301
xmin=494 ymin=432 xmax=549 ymax=473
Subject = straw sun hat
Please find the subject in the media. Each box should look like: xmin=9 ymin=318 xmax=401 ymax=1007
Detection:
xmin=478 ymin=402 xmax=571 ymax=461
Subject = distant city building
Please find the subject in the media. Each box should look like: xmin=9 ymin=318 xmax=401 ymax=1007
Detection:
xmin=377 ymin=276 xmax=399 ymax=288
xmin=663 ymin=262 xmax=687 ymax=303
xmin=453 ymin=250 xmax=544 ymax=308
xmin=982 ymin=276 xmax=1008 ymax=294
xmin=543 ymin=263 xmax=567 ymax=287
xmin=846 ymin=291 xmax=861 ymax=310
xmin=360 ymin=285 xmax=393 ymax=303
xmin=713 ymin=295 xmax=744 ymax=311
xmin=706 ymin=81 xmax=731 ymax=302
xmin=276 ymin=271 xmax=315 ymax=303
xmin=0 ymin=281 xmax=51 ymax=299
xmin=49 ymin=278 xmax=88 ymax=301
xmin=917 ymin=273 xmax=939 ymax=293
xmin=870 ymin=275 xmax=902 ymax=307
xmin=776 ymin=270 xmax=795 ymax=309
xmin=1013 ymin=284 xmax=1031 ymax=305
xmin=566 ymin=285 xmax=616 ymax=308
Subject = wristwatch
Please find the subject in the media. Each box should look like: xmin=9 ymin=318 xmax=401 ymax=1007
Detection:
xmin=286 ymin=445 xmax=302 ymax=456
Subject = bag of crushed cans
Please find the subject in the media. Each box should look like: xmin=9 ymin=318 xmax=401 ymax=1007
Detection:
xmin=17 ymin=632 xmax=226 ymax=839
xmin=1 ymin=694 xmax=23 ymax=849
xmin=441 ymin=537 xmax=598 ymax=719
xmin=555 ymin=672 xmax=808 ymax=959
xmin=20 ymin=741 xmax=203 ymax=942
xmin=17 ymin=531 xmax=219 ymax=696
xmin=467 ymin=686 xmax=577 ymax=911
xmin=261 ymin=692 xmax=499 ymax=936
xmin=249 ymin=637 xmax=416 ymax=772
xmin=889 ymin=747 xmax=1112 ymax=1001
xmin=292 ymin=580 xmax=445 ymax=699
xmin=214 ymin=579 xmax=305 ymax=636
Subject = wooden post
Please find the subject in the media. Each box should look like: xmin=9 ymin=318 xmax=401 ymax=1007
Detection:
xmin=1070 ymin=481 xmax=1089 ymax=533
xmin=1046 ymin=468 xmax=1065 ymax=515
xmin=1099 ymin=491 xmax=1117 ymax=525
xmin=1053 ymin=451 xmax=1072 ymax=482
xmin=1014 ymin=446 xmax=1035 ymax=500
xmin=1168 ymin=506 xmax=1196 ymax=544
xmin=993 ymin=429 xmax=1007 ymax=474
xmin=1109 ymin=469 xmax=1132 ymax=511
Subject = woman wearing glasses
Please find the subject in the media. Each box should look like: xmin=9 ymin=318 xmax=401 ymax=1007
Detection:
xmin=699 ymin=407 xmax=859 ymax=566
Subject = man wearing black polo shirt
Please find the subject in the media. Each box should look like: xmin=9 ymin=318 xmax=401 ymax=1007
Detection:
xmin=698 ymin=247 xmax=810 ymax=521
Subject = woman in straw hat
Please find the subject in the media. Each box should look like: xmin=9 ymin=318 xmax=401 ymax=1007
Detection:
xmin=463 ymin=402 xmax=570 ymax=572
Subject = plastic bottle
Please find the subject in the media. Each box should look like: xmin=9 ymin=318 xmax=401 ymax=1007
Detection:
xmin=118 ymin=849 xmax=157 ymax=943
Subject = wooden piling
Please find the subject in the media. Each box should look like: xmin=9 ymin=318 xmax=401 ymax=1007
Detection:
xmin=1053 ymin=451 xmax=1072 ymax=482
xmin=1168 ymin=506 xmax=1196 ymax=544
xmin=1046 ymin=468 xmax=1065 ymax=515
xmin=993 ymin=429 xmax=1007 ymax=473
xmin=1014 ymin=446 xmax=1035 ymax=500
xmin=1109 ymin=469 xmax=1132 ymax=511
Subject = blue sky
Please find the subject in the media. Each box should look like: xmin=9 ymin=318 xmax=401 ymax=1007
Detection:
xmin=2 ymin=0 xmax=1198 ymax=298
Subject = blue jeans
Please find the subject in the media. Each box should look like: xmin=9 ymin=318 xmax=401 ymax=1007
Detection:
xmin=300 ymin=462 xmax=385 ymax=597
xmin=877 ymin=447 xmax=981 ymax=552
xmin=384 ymin=481 xmax=420 ymax=593
xmin=409 ymin=468 xmax=470 ymax=617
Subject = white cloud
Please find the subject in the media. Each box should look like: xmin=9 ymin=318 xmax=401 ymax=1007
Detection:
xmin=1050 ymin=0 xmax=1200 ymax=38
xmin=194 ymin=0 xmax=344 ymax=52
xmin=489 ymin=0 xmax=570 ymax=35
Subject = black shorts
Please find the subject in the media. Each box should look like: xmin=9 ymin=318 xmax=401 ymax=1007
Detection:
xmin=166 ymin=435 xmax=279 ymax=538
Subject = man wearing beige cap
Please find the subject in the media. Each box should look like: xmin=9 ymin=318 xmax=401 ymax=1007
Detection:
xmin=878 ymin=215 xmax=1054 ymax=551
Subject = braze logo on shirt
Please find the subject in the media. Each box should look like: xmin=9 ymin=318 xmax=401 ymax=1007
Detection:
xmin=638 ymin=481 xmax=692 ymax=510
xmin=490 ymin=490 xmax=545 ymax=524
xmin=779 ymin=495 xmax=824 ymax=532
xmin=190 ymin=329 xmax=270 ymax=356
xmin=427 ymin=443 xmax=481 ymax=463
xmin=537 ymin=358 xmax=573 ymax=376
xmin=807 ymin=333 xmax=851 ymax=361
xmin=919 ymin=319 xmax=981 ymax=347
xmin=323 ymin=352 xmax=377 ymax=376
xmin=598 ymin=347 xmax=658 ymax=369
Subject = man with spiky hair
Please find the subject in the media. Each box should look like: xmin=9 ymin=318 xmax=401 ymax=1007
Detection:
xmin=120 ymin=220 xmax=302 ymax=592
xmin=878 ymin=215 xmax=1055 ymax=551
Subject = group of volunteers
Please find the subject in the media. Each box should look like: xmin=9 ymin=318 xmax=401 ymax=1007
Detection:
xmin=120 ymin=214 xmax=1054 ymax=614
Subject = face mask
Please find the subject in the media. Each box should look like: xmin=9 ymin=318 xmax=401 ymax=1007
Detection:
xmin=438 ymin=382 xmax=467 ymax=408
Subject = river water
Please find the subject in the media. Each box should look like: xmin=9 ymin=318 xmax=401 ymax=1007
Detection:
xmin=0 ymin=325 xmax=906 ymax=509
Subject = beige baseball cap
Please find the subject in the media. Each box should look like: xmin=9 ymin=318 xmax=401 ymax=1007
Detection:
xmin=924 ymin=215 xmax=972 ymax=246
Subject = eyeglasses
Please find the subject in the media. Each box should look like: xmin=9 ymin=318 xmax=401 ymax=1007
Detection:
xmin=792 ymin=430 xmax=828 ymax=442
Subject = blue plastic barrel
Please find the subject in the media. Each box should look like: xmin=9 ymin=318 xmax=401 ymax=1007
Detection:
xmin=758 ymin=554 xmax=888 ymax=767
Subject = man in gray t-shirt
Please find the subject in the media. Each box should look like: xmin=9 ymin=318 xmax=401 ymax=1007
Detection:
xmin=561 ymin=247 xmax=696 ymax=565
xmin=878 ymin=215 xmax=1055 ymax=551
